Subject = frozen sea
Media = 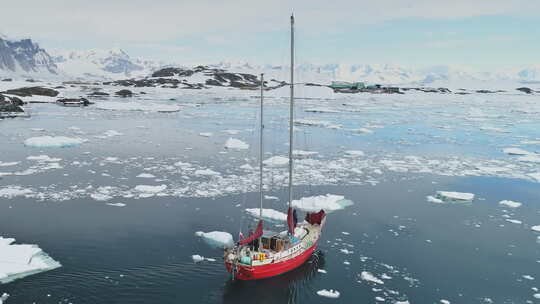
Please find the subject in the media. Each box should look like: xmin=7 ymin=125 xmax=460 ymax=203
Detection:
xmin=1 ymin=83 xmax=540 ymax=303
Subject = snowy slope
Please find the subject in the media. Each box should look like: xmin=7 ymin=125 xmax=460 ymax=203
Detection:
xmin=52 ymin=48 xmax=164 ymax=80
xmin=0 ymin=36 xmax=59 ymax=79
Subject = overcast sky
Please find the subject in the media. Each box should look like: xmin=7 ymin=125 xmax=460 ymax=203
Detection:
xmin=2 ymin=0 xmax=539 ymax=69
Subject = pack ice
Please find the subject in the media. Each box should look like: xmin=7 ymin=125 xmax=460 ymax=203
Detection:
xmin=195 ymin=231 xmax=234 ymax=248
xmin=0 ymin=237 xmax=61 ymax=284
xmin=24 ymin=136 xmax=86 ymax=148
xmin=291 ymin=194 xmax=353 ymax=212
xmin=245 ymin=208 xmax=287 ymax=222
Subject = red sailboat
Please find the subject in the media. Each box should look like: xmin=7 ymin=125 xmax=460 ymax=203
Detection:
xmin=224 ymin=15 xmax=327 ymax=280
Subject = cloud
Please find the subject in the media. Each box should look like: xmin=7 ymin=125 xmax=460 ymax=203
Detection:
xmin=2 ymin=0 xmax=538 ymax=44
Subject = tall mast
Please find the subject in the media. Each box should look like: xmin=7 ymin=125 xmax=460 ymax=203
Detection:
xmin=259 ymin=73 xmax=264 ymax=220
xmin=288 ymin=14 xmax=295 ymax=209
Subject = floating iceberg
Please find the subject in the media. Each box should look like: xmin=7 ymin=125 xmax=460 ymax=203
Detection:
xmin=263 ymin=156 xmax=289 ymax=167
xmin=318 ymin=269 xmax=327 ymax=274
xmin=503 ymin=148 xmax=531 ymax=156
xmin=27 ymin=155 xmax=61 ymax=162
xmin=199 ymin=132 xmax=213 ymax=137
xmin=224 ymin=138 xmax=249 ymax=150
xmin=499 ymin=200 xmax=522 ymax=208
xmin=134 ymin=185 xmax=167 ymax=194
xmin=351 ymin=128 xmax=373 ymax=134
xmin=532 ymin=225 xmax=540 ymax=232
xmin=360 ymin=271 xmax=384 ymax=284
xmin=136 ymin=173 xmax=155 ymax=178
xmin=345 ymin=150 xmax=365 ymax=157
xmin=316 ymin=289 xmax=340 ymax=298
xmin=245 ymin=208 xmax=287 ymax=222
xmin=106 ymin=203 xmax=126 ymax=207
xmin=191 ymin=254 xmax=205 ymax=263
xmin=505 ymin=219 xmax=522 ymax=224
xmin=426 ymin=195 xmax=444 ymax=204
xmin=0 ymin=237 xmax=61 ymax=284
xmin=291 ymin=194 xmax=353 ymax=212
xmin=24 ymin=136 xmax=86 ymax=148
xmin=96 ymin=101 xmax=180 ymax=112
xmin=195 ymin=231 xmax=234 ymax=248
xmin=434 ymin=191 xmax=475 ymax=203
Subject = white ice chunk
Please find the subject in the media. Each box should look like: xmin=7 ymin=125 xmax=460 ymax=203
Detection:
xmin=0 ymin=293 xmax=8 ymax=304
xmin=506 ymin=219 xmax=522 ymax=224
xmin=291 ymin=194 xmax=353 ymax=212
xmin=435 ymin=191 xmax=475 ymax=202
xmin=106 ymin=203 xmax=126 ymax=207
xmin=0 ymin=162 xmax=19 ymax=167
xmin=245 ymin=208 xmax=287 ymax=222
xmin=137 ymin=173 xmax=156 ymax=178
xmin=345 ymin=150 xmax=365 ymax=157
xmin=499 ymin=200 xmax=522 ymax=208
xmin=224 ymin=138 xmax=249 ymax=150
xmin=192 ymin=254 xmax=205 ymax=263
xmin=195 ymin=231 xmax=233 ymax=248
xmin=532 ymin=226 xmax=540 ymax=232
xmin=293 ymin=150 xmax=318 ymax=157
xmin=440 ymin=300 xmax=450 ymax=304
xmin=0 ymin=236 xmax=61 ymax=284
xmin=426 ymin=195 xmax=444 ymax=204
xmin=351 ymin=128 xmax=373 ymax=134
xmin=316 ymin=289 xmax=340 ymax=298
xmin=27 ymin=155 xmax=61 ymax=162
xmin=360 ymin=271 xmax=384 ymax=284
xmin=199 ymin=132 xmax=213 ymax=137
xmin=263 ymin=156 xmax=289 ymax=167
xmin=318 ymin=269 xmax=327 ymax=274
xmin=134 ymin=185 xmax=167 ymax=193
xmin=24 ymin=136 xmax=86 ymax=148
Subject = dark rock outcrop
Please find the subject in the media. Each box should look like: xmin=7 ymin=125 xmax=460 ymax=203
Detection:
xmin=151 ymin=67 xmax=194 ymax=78
xmin=2 ymin=78 xmax=12 ymax=82
xmin=56 ymin=98 xmax=92 ymax=106
xmin=2 ymin=86 xmax=59 ymax=97
xmin=88 ymin=91 xmax=110 ymax=96
xmin=115 ymin=89 xmax=133 ymax=97
xmin=516 ymin=87 xmax=533 ymax=94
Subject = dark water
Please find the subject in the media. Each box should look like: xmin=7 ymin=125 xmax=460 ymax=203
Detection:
xmin=2 ymin=175 xmax=539 ymax=304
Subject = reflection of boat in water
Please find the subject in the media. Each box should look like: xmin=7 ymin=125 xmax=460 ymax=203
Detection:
xmin=222 ymin=251 xmax=326 ymax=303
xmin=223 ymin=15 xmax=327 ymax=281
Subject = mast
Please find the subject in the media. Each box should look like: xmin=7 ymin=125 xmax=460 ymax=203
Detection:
xmin=259 ymin=73 xmax=264 ymax=220
xmin=288 ymin=14 xmax=295 ymax=209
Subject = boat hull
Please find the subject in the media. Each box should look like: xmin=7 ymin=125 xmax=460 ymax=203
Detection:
xmin=225 ymin=241 xmax=318 ymax=280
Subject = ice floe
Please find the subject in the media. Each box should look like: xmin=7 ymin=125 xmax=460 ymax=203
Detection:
xmin=318 ymin=269 xmax=327 ymax=274
xmin=199 ymin=132 xmax=213 ymax=137
xmin=96 ymin=101 xmax=181 ymax=112
xmin=245 ymin=208 xmax=287 ymax=222
xmin=27 ymin=155 xmax=61 ymax=162
xmin=503 ymin=148 xmax=531 ymax=156
xmin=106 ymin=203 xmax=126 ymax=207
xmin=24 ymin=136 xmax=86 ymax=148
xmin=0 ymin=236 xmax=61 ymax=284
xmin=432 ymin=191 xmax=475 ymax=203
xmin=195 ymin=231 xmax=234 ymax=248
xmin=532 ymin=226 xmax=540 ymax=232
xmin=137 ymin=173 xmax=156 ymax=178
xmin=0 ymin=162 xmax=19 ymax=167
xmin=499 ymin=200 xmax=522 ymax=208
xmin=224 ymin=138 xmax=249 ymax=150
xmin=0 ymin=293 xmax=8 ymax=304
xmin=345 ymin=150 xmax=365 ymax=157
xmin=134 ymin=185 xmax=167 ymax=197
xmin=194 ymin=169 xmax=220 ymax=176
xmin=316 ymin=289 xmax=340 ymax=298
xmin=263 ymin=156 xmax=289 ymax=167
xmin=291 ymin=194 xmax=353 ymax=212
xmin=360 ymin=271 xmax=384 ymax=284
xmin=505 ymin=219 xmax=522 ymax=224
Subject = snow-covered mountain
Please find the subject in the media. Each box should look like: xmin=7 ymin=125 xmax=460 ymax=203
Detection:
xmin=0 ymin=35 xmax=58 ymax=78
xmin=52 ymin=48 xmax=164 ymax=80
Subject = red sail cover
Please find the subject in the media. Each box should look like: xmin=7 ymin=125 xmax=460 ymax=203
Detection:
xmin=238 ymin=220 xmax=263 ymax=246
xmin=287 ymin=207 xmax=295 ymax=234
xmin=306 ymin=209 xmax=326 ymax=225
